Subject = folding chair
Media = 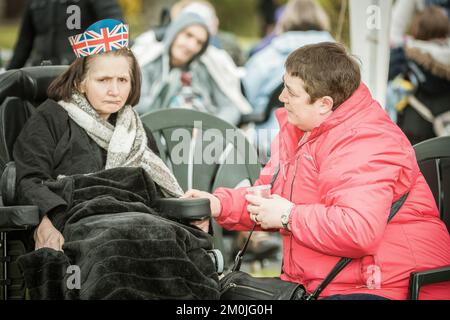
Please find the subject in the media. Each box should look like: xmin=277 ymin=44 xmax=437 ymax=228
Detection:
xmin=141 ymin=108 xmax=262 ymax=264
xmin=408 ymin=136 xmax=450 ymax=299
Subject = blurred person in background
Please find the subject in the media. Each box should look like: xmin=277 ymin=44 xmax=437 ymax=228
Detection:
xmin=133 ymin=12 xmax=252 ymax=126
xmin=388 ymin=6 xmax=450 ymax=145
xmin=7 ymin=0 xmax=123 ymax=69
xmin=136 ymin=0 xmax=245 ymax=67
xmin=171 ymin=0 xmax=246 ymax=66
xmin=390 ymin=0 xmax=449 ymax=48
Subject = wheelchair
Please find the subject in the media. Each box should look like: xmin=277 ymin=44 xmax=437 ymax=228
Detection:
xmin=0 ymin=66 xmax=226 ymax=300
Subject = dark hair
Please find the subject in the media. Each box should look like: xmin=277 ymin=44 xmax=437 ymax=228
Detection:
xmin=411 ymin=5 xmax=449 ymax=41
xmin=285 ymin=42 xmax=361 ymax=110
xmin=47 ymin=48 xmax=141 ymax=106
xmin=278 ymin=0 xmax=330 ymax=33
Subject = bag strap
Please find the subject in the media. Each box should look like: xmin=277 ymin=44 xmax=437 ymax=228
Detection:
xmin=231 ymin=223 xmax=257 ymax=271
xmin=306 ymin=192 xmax=409 ymax=300
xmin=270 ymin=164 xmax=281 ymax=188
xmin=231 ymin=165 xmax=281 ymax=272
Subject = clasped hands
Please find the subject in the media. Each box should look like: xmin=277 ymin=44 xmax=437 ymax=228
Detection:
xmin=182 ymin=189 xmax=294 ymax=230
xmin=245 ymin=194 xmax=294 ymax=229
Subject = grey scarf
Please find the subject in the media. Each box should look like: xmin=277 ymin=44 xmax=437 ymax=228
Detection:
xmin=58 ymin=92 xmax=184 ymax=197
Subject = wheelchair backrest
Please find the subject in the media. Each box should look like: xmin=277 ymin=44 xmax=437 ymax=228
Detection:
xmin=0 ymin=66 xmax=67 ymax=170
xmin=0 ymin=98 xmax=35 ymax=170
xmin=414 ymin=136 xmax=450 ymax=233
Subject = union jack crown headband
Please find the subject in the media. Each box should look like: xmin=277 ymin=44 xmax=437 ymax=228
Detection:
xmin=69 ymin=19 xmax=129 ymax=58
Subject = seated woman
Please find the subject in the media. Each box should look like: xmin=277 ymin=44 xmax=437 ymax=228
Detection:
xmin=185 ymin=42 xmax=450 ymax=300
xmin=13 ymin=19 xmax=219 ymax=300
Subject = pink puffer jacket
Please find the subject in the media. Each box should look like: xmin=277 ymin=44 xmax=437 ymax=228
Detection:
xmin=214 ymin=83 xmax=450 ymax=300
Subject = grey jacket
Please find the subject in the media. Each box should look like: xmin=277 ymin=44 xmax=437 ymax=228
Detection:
xmin=135 ymin=13 xmax=243 ymax=126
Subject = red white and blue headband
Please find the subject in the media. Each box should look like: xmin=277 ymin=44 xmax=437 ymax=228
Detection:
xmin=69 ymin=19 xmax=129 ymax=58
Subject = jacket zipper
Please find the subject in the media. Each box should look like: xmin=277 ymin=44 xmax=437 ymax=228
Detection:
xmin=289 ymin=158 xmax=299 ymax=201
xmin=287 ymin=158 xmax=299 ymax=272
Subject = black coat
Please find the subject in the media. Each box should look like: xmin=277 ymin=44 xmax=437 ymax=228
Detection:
xmin=7 ymin=0 xmax=123 ymax=69
xmin=13 ymin=99 xmax=161 ymax=221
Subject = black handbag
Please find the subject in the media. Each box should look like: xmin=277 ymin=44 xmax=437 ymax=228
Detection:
xmin=220 ymin=165 xmax=409 ymax=300
xmin=220 ymin=271 xmax=307 ymax=300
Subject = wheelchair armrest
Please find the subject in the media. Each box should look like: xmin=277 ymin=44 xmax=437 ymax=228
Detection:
xmin=1 ymin=161 xmax=16 ymax=206
xmin=154 ymin=198 xmax=211 ymax=222
xmin=408 ymin=265 xmax=450 ymax=300
xmin=0 ymin=161 xmax=40 ymax=231
xmin=0 ymin=205 xmax=40 ymax=232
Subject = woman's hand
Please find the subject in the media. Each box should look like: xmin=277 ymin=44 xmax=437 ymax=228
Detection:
xmin=182 ymin=189 xmax=222 ymax=218
xmin=245 ymin=194 xmax=294 ymax=230
xmin=190 ymin=219 xmax=210 ymax=233
xmin=34 ymin=215 xmax=65 ymax=251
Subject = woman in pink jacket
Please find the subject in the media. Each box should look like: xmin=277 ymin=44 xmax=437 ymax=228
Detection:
xmin=184 ymin=42 xmax=450 ymax=300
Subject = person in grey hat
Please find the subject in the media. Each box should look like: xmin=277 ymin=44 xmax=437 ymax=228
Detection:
xmin=134 ymin=12 xmax=251 ymax=126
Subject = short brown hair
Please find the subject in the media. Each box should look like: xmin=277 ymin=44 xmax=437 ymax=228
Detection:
xmin=47 ymin=48 xmax=141 ymax=106
xmin=285 ymin=42 xmax=361 ymax=110
xmin=411 ymin=5 xmax=449 ymax=41
xmin=278 ymin=0 xmax=330 ymax=34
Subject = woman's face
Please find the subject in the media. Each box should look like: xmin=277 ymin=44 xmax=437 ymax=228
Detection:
xmin=80 ymin=54 xmax=132 ymax=120
xmin=170 ymin=24 xmax=208 ymax=67
xmin=279 ymin=73 xmax=333 ymax=132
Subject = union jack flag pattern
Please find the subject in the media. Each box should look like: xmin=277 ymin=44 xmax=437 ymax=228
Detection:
xmin=69 ymin=19 xmax=129 ymax=58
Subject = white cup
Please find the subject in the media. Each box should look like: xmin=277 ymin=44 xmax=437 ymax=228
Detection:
xmin=246 ymin=184 xmax=271 ymax=198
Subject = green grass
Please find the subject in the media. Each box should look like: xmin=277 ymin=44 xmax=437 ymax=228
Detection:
xmin=251 ymin=268 xmax=281 ymax=278
xmin=243 ymin=260 xmax=282 ymax=278
xmin=0 ymin=23 xmax=20 ymax=50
